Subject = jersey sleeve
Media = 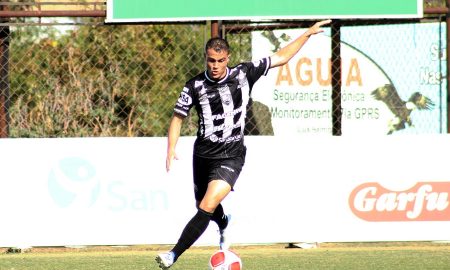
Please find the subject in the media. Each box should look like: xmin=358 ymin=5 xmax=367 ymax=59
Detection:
xmin=246 ymin=57 xmax=271 ymax=86
xmin=173 ymin=84 xmax=195 ymax=117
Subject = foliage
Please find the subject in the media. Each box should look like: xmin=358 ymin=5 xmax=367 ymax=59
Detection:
xmin=8 ymin=23 xmax=206 ymax=137
xmin=424 ymin=0 xmax=446 ymax=8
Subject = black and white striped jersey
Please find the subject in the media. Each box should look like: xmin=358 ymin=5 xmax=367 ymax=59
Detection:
xmin=174 ymin=57 xmax=271 ymax=159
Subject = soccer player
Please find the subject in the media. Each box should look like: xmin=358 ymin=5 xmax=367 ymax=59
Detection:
xmin=156 ymin=19 xmax=331 ymax=269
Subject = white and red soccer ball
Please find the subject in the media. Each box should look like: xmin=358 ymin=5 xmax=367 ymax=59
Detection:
xmin=209 ymin=249 xmax=242 ymax=270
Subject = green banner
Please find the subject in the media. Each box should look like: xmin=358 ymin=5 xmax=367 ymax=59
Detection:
xmin=106 ymin=0 xmax=423 ymax=22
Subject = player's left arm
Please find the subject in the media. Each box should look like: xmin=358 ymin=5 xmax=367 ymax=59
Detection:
xmin=269 ymin=19 xmax=331 ymax=69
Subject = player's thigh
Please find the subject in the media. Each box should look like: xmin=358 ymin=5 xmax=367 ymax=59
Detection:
xmin=193 ymin=150 xmax=246 ymax=202
xmin=199 ymin=180 xmax=232 ymax=212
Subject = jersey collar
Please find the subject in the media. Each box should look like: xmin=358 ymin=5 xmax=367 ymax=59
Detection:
xmin=205 ymin=67 xmax=229 ymax=84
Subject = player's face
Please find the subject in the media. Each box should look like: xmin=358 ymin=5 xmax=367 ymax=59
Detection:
xmin=206 ymin=48 xmax=229 ymax=80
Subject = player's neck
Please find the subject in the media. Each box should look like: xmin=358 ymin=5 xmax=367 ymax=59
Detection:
xmin=207 ymin=67 xmax=228 ymax=82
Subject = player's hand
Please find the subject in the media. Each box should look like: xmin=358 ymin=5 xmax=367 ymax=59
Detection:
xmin=306 ymin=19 xmax=332 ymax=37
xmin=166 ymin=150 xmax=179 ymax=172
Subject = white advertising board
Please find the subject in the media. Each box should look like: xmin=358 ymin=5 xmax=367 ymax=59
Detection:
xmin=0 ymin=136 xmax=450 ymax=247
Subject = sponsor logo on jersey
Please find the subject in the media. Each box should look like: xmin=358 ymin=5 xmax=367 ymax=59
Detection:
xmin=208 ymin=134 xmax=242 ymax=143
xmin=212 ymin=107 xmax=243 ymax=120
xmin=220 ymin=165 xmax=235 ymax=172
xmin=213 ymin=122 xmax=242 ymax=132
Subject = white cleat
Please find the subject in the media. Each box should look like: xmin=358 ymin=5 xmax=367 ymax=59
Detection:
xmin=219 ymin=214 xmax=232 ymax=250
xmin=155 ymin=251 xmax=175 ymax=269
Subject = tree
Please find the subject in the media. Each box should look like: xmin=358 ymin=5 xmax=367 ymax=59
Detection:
xmin=9 ymin=23 xmax=206 ymax=137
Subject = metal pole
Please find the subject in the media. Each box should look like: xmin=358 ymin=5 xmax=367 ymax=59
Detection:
xmin=0 ymin=6 xmax=9 ymax=138
xmin=331 ymin=20 xmax=342 ymax=136
xmin=211 ymin=20 xmax=221 ymax=38
xmin=447 ymin=0 xmax=450 ymax=133
xmin=0 ymin=10 xmax=106 ymax=18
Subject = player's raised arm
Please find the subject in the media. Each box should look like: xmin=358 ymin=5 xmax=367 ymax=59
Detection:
xmin=166 ymin=113 xmax=183 ymax=172
xmin=270 ymin=19 xmax=331 ymax=68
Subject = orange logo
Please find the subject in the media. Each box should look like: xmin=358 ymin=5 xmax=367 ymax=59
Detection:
xmin=349 ymin=182 xmax=450 ymax=221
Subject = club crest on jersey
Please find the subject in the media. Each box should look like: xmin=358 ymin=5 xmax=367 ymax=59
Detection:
xmin=221 ymin=94 xmax=232 ymax=106
xmin=218 ymin=85 xmax=232 ymax=106
xmin=177 ymin=92 xmax=192 ymax=106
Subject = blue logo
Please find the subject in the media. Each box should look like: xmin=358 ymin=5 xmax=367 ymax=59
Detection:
xmin=48 ymin=157 xmax=100 ymax=208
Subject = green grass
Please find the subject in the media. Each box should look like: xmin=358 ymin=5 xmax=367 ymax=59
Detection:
xmin=1 ymin=242 xmax=450 ymax=270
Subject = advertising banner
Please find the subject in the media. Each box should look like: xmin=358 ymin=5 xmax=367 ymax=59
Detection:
xmin=251 ymin=23 xmax=446 ymax=135
xmin=1 ymin=136 xmax=450 ymax=247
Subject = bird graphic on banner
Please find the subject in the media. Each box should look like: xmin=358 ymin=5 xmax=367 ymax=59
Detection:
xmin=371 ymin=84 xmax=434 ymax=134
xmin=261 ymin=31 xmax=291 ymax=52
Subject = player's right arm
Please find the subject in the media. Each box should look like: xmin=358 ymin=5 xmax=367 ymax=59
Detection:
xmin=166 ymin=113 xmax=184 ymax=172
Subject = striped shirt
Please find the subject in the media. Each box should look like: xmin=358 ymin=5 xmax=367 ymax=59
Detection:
xmin=174 ymin=57 xmax=271 ymax=158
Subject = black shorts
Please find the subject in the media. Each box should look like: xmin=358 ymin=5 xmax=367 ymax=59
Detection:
xmin=192 ymin=147 xmax=246 ymax=201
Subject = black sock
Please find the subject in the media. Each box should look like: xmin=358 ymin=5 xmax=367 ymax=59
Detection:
xmin=211 ymin=204 xmax=228 ymax=230
xmin=171 ymin=209 xmax=212 ymax=261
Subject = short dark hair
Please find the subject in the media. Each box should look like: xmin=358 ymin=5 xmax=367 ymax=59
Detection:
xmin=205 ymin=37 xmax=230 ymax=54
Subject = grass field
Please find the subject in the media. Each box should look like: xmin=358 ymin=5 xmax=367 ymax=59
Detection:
xmin=1 ymin=242 xmax=450 ymax=270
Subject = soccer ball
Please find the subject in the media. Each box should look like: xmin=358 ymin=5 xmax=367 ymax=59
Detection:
xmin=209 ymin=249 xmax=242 ymax=270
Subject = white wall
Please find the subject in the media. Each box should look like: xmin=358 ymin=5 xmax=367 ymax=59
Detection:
xmin=1 ymin=136 xmax=449 ymax=247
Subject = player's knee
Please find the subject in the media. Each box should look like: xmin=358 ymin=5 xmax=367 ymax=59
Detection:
xmin=198 ymin=201 xmax=217 ymax=213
